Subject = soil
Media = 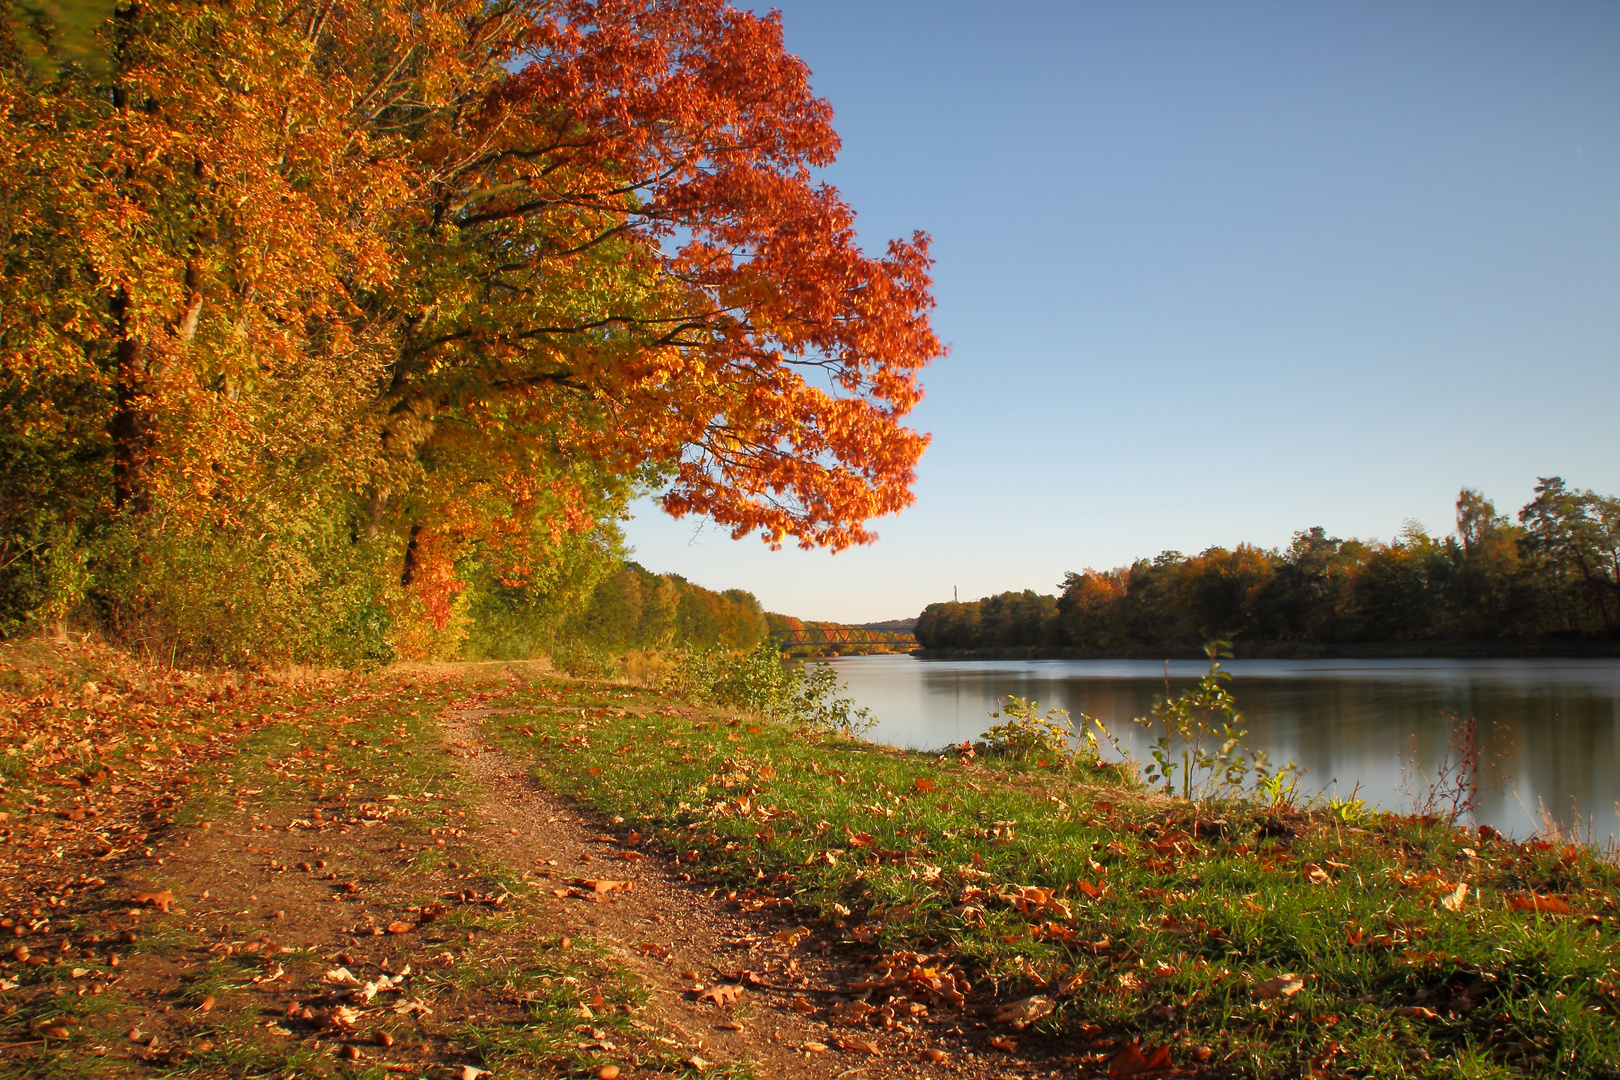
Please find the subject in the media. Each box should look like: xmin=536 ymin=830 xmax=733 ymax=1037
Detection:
xmin=0 ymin=653 xmax=1065 ymax=1079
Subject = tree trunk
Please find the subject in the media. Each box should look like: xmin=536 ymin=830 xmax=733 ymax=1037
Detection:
xmin=109 ymin=288 xmax=149 ymax=513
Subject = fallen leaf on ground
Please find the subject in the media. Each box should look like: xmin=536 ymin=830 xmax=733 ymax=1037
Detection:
xmin=131 ymin=891 xmax=175 ymax=913
xmin=1109 ymin=1041 xmax=1174 ymax=1077
xmin=992 ymin=995 xmax=1054 ymax=1030
xmin=1254 ymin=974 xmax=1305 ymax=999
xmin=801 ymin=1041 xmax=828 ymax=1053
xmin=1303 ymin=864 xmax=1331 ymax=885
xmin=1440 ymin=881 xmax=1469 ymax=912
xmin=988 ymin=1035 xmax=1017 ymax=1051
xmin=839 ymin=1036 xmax=882 ymax=1055
xmin=575 ymin=879 xmax=634 ymax=894
xmin=1393 ymin=1005 xmax=1440 ymax=1020
xmin=697 ymin=984 xmax=743 ymax=1007
xmin=1507 ymin=893 xmax=1571 ymax=915
xmin=323 ymin=1005 xmax=361 ymax=1030
xmin=385 ymin=921 xmax=413 ymax=934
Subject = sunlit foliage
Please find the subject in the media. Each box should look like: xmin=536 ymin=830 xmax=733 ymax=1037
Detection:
xmin=0 ymin=0 xmax=940 ymax=661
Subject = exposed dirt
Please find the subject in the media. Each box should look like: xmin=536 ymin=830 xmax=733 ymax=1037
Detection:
xmin=0 ymin=652 xmax=1055 ymax=1079
xmin=440 ymin=704 xmax=979 ymax=1079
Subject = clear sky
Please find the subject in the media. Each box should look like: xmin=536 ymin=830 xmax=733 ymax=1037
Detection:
xmin=620 ymin=0 xmax=1620 ymax=624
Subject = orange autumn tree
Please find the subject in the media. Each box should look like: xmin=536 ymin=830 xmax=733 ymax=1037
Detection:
xmin=0 ymin=0 xmax=940 ymax=661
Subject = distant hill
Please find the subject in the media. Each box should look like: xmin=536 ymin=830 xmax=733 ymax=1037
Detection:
xmin=859 ymin=617 xmax=917 ymax=633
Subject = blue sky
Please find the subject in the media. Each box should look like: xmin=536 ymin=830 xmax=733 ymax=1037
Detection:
xmin=621 ymin=0 xmax=1620 ymax=623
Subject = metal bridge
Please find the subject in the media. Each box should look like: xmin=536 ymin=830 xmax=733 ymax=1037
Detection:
xmin=775 ymin=628 xmax=916 ymax=647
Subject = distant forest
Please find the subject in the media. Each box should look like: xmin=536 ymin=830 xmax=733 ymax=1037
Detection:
xmin=534 ymin=562 xmax=907 ymax=659
xmin=916 ymin=478 xmax=1620 ymax=654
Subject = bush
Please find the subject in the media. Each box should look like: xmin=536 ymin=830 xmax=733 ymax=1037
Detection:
xmin=550 ymin=640 xmax=618 ymax=681
xmin=663 ymin=640 xmax=872 ymax=735
xmin=90 ymin=515 xmax=396 ymax=670
xmin=979 ymin=696 xmax=1080 ymax=763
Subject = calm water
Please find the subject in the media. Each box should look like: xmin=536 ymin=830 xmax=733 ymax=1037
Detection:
xmin=821 ymin=654 xmax=1620 ymax=847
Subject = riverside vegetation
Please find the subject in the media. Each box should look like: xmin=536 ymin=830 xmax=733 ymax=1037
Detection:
xmin=917 ymin=481 xmax=1620 ymax=655
xmin=2 ymin=635 xmax=1616 ymax=1080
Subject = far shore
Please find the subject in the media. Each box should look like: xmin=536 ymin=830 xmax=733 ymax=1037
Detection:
xmin=915 ymin=637 xmax=1620 ymax=661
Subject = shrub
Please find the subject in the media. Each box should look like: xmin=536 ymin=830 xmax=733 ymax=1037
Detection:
xmin=979 ymin=697 xmax=1079 ymax=763
xmin=663 ymin=640 xmax=872 ymax=735
xmin=1135 ymin=642 xmax=1302 ymax=803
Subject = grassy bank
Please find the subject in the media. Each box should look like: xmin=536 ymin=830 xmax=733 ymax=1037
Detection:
xmin=0 ymin=637 xmax=1616 ymax=1078
xmin=483 ymin=674 xmax=1620 ymax=1079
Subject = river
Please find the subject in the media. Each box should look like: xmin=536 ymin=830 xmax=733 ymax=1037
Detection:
xmin=819 ymin=654 xmax=1620 ymax=848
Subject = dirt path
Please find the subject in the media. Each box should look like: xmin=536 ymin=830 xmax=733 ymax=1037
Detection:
xmin=0 ymin=659 xmax=1001 ymax=1079
xmin=439 ymin=704 xmax=969 ymax=1080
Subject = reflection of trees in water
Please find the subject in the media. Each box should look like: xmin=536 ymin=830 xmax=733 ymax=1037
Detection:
xmin=889 ymin=660 xmax=1620 ymax=843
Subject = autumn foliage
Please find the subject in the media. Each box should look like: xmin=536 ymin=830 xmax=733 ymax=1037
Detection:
xmin=0 ymin=0 xmax=939 ymax=660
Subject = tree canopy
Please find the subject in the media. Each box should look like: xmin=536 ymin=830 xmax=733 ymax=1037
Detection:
xmin=0 ymin=0 xmax=940 ymax=662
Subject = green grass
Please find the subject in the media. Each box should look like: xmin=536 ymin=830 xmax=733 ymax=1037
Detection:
xmin=486 ymin=675 xmax=1620 ymax=1080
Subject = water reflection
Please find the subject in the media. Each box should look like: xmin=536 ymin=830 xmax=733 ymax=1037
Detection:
xmin=822 ymin=655 xmax=1620 ymax=846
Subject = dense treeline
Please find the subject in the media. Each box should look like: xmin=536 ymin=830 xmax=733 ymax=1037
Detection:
xmin=917 ymin=480 xmax=1620 ymax=653
xmin=0 ymin=0 xmax=938 ymax=666
xmin=490 ymin=562 xmax=911 ymax=661
xmin=564 ymin=563 xmax=768 ymax=655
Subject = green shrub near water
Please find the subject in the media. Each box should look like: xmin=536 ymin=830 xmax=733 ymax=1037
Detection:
xmin=662 ymin=639 xmax=873 ymax=736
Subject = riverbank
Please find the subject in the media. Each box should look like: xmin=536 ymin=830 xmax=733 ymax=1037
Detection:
xmin=1 ymin=637 xmax=1616 ymax=1078
xmin=918 ymin=638 xmax=1620 ymax=661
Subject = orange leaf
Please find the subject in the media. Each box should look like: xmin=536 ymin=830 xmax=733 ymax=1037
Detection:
xmin=913 ymin=778 xmax=936 ymax=793
xmin=1108 ymin=1042 xmax=1148 ymax=1077
xmin=697 ymin=984 xmax=743 ymax=1007
xmin=1254 ymin=974 xmax=1304 ymax=999
xmin=1507 ymin=893 xmax=1570 ymax=915
xmin=1109 ymin=1042 xmax=1172 ymax=1077
xmin=1393 ymin=1005 xmax=1440 ymax=1020
xmin=131 ymin=891 xmax=175 ymax=913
